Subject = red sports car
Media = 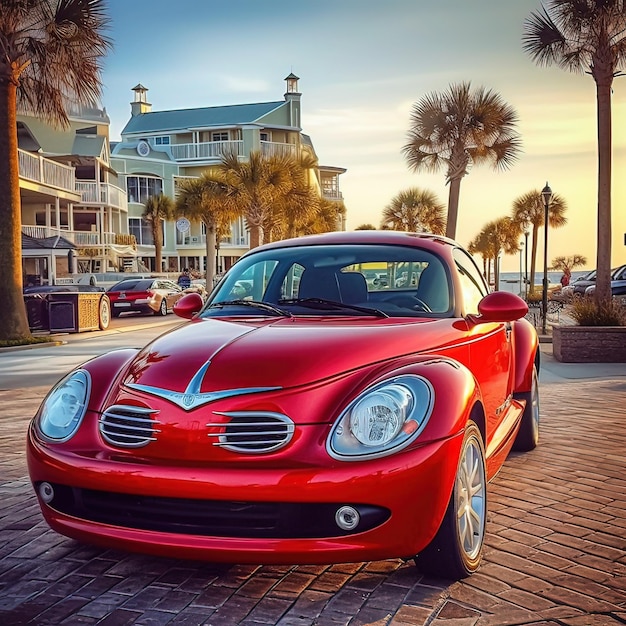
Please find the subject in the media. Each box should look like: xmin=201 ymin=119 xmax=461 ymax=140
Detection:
xmin=27 ymin=231 xmax=539 ymax=580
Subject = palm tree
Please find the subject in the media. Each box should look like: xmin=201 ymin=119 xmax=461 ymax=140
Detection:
xmin=380 ymin=188 xmax=446 ymax=234
xmin=219 ymin=150 xmax=318 ymax=248
xmin=296 ymin=198 xmax=345 ymax=237
xmin=470 ymin=218 xmax=521 ymax=289
xmin=142 ymin=194 xmax=175 ymax=272
xmin=270 ymin=151 xmax=320 ymax=242
xmin=175 ymin=173 xmax=239 ymax=281
xmin=468 ymin=230 xmax=493 ymax=283
xmin=551 ymin=254 xmax=587 ymax=275
xmin=403 ymin=82 xmax=521 ymax=240
xmin=512 ymin=189 xmax=567 ymax=295
xmin=0 ymin=0 xmax=110 ymax=342
xmin=485 ymin=217 xmax=523 ymax=290
xmin=523 ymin=1 xmax=626 ymax=304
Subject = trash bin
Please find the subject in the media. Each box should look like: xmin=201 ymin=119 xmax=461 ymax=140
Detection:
xmin=47 ymin=293 xmax=103 ymax=333
xmin=24 ymin=294 xmax=49 ymax=332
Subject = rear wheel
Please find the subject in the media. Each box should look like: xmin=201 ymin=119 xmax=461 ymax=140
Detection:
xmin=513 ymin=363 xmax=539 ymax=451
xmin=415 ymin=421 xmax=486 ymax=579
xmin=155 ymin=299 xmax=167 ymax=316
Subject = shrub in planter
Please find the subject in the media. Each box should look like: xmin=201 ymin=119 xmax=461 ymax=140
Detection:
xmin=570 ymin=297 xmax=626 ymax=326
xmin=553 ymin=297 xmax=626 ymax=363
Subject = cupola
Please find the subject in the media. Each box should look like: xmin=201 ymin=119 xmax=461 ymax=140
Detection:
xmin=130 ymin=84 xmax=152 ymax=116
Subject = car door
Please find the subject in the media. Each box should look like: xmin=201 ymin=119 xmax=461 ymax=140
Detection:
xmin=162 ymin=280 xmax=182 ymax=310
xmin=453 ymin=250 xmax=514 ymax=452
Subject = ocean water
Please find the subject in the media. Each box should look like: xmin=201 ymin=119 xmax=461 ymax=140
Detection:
xmin=496 ymin=271 xmax=588 ymax=295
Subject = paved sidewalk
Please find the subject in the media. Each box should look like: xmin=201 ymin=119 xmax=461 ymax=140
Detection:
xmin=1 ymin=350 xmax=625 ymax=624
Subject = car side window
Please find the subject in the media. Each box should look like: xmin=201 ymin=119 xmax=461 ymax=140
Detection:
xmin=453 ymin=248 xmax=488 ymax=315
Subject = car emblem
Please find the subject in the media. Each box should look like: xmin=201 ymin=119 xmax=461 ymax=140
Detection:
xmin=125 ymin=359 xmax=281 ymax=410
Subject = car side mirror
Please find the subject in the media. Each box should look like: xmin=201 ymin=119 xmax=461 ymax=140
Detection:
xmin=174 ymin=292 xmax=204 ymax=319
xmin=473 ymin=291 xmax=528 ymax=324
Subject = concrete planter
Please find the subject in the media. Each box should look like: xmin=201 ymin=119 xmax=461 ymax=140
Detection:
xmin=552 ymin=325 xmax=626 ymax=363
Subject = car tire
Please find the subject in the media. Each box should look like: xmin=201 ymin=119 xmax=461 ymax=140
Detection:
xmin=98 ymin=296 xmax=111 ymax=330
xmin=512 ymin=362 xmax=540 ymax=452
xmin=155 ymin=299 xmax=167 ymax=316
xmin=415 ymin=421 xmax=486 ymax=580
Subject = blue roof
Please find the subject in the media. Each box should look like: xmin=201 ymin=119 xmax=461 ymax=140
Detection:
xmin=121 ymin=101 xmax=286 ymax=135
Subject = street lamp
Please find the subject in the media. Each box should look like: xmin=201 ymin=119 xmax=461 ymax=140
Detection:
xmin=541 ymin=182 xmax=552 ymax=335
xmin=524 ymin=229 xmax=529 ymax=299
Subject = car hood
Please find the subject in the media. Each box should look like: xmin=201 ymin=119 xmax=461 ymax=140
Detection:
xmin=121 ymin=316 xmax=461 ymax=394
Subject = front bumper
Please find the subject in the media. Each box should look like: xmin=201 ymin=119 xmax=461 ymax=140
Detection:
xmin=27 ymin=425 xmax=463 ymax=564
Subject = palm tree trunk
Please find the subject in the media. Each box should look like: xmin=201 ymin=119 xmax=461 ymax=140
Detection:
xmin=205 ymin=226 xmax=217 ymax=282
xmin=594 ymin=79 xmax=612 ymax=304
xmin=445 ymin=176 xmax=462 ymax=240
xmin=153 ymin=223 xmax=162 ymax=272
xmin=249 ymin=224 xmax=261 ymax=249
xmin=0 ymin=78 xmax=32 ymax=340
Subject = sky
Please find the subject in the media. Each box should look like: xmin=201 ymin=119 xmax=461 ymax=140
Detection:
xmin=100 ymin=0 xmax=626 ymax=272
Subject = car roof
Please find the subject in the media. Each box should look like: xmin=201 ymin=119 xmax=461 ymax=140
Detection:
xmin=108 ymin=279 xmax=154 ymax=291
xmin=246 ymin=230 xmax=456 ymax=257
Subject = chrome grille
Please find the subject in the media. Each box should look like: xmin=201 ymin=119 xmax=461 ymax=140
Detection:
xmin=99 ymin=405 xmax=161 ymax=448
xmin=207 ymin=412 xmax=294 ymax=454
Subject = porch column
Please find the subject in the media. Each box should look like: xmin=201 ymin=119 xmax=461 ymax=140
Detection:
xmin=55 ymin=198 xmax=60 ymax=234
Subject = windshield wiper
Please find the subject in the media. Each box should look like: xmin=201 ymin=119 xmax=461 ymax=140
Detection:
xmin=208 ymin=300 xmax=293 ymax=317
xmin=278 ymin=298 xmax=389 ymax=318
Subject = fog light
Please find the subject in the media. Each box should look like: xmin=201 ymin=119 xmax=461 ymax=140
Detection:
xmin=39 ymin=482 xmax=54 ymax=504
xmin=335 ymin=505 xmax=360 ymax=531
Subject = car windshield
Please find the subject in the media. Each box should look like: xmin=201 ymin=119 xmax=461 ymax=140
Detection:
xmin=203 ymin=244 xmax=451 ymax=318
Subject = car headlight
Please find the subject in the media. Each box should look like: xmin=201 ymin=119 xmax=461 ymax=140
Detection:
xmin=327 ymin=375 xmax=434 ymax=460
xmin=36 ymin=370 xmax=91 ymax=442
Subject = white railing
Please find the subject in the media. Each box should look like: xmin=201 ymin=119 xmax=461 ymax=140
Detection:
xmin=170 ymin=140 xmax=244 ymax=161
xmin=75 ymin=181 xmax=128 ymax=211
xmin=18 ymin=149 xmax=76 ymax=194
xmin=22 ymin=225 xmax=116 ymax=246
xmin=260 ymin=141 xmax=297 ymax=158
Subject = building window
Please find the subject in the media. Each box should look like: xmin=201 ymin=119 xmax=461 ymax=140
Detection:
xmin=154 ymin=136 xmax=170 ymax=145
xmin=212 ymin=131 xmax=228 ymax=142
xmin=129 ymin=217 xmax=166 ymax=246
xmin=260 ymin=132 xmax=269 ymax=142
xmin=126 ymin=176 xmax=163 ymax=204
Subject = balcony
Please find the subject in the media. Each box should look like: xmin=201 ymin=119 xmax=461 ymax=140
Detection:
xmin=18 ymin=148 xmax=76 ymax=194
xmin=170 ymin=140 xmax=244 ymax=161
xmin=75 ymin=181 xmax=128 ymax=212
xmin=260 ymin=141 xmax=297 ymax=158
xmin=22 ymin=225 xmax=117 ymax=247
xmin=168 ymin=140 xmax=297 ymax=162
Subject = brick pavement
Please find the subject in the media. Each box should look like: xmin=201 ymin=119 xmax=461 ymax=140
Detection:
xmin=1 ymin=377 xmax=625 ymax=625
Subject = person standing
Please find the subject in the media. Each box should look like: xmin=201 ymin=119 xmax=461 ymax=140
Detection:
xmin=178 ymin=268 xmax=191 ymax=289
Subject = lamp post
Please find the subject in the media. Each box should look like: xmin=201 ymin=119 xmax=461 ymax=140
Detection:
xmin=524 ymin=229 xmax=529 ymax=299
xmin=541 ymin=182 xmax=552 ymax=335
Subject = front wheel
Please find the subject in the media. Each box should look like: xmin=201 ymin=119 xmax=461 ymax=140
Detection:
xmin=415 ymin=421 xmax=487 ymax=579
xmin=155 ymin=299 xmax=167 ymax=316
